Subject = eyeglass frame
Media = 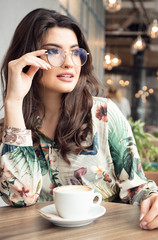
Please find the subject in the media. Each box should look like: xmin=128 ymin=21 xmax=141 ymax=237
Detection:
xmin=45 ymin=47 xmax=89 ymax=67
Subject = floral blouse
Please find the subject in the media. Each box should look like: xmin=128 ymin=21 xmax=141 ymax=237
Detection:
xmin=0 ymin=97 xmax=157 ymax=207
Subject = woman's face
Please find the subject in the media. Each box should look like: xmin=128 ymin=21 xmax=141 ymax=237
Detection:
xmin=39 ymin=27 xmax=81 ymax=94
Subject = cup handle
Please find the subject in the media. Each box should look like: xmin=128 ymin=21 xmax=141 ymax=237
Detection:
xmin=93 ymin=192 xmax=102 ymax=206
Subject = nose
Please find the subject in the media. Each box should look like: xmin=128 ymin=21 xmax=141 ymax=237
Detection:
xmin=61 ymin=52 xmax=74 ymax=68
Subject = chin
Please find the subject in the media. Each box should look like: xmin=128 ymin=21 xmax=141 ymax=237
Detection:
xmin=62 ymin=88 xmax=75 ymax=93
xmin=59 ymin=84 xmax=77 ymax=93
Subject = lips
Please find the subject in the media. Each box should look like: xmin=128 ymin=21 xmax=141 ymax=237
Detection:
xmin=57 ymin=72 xmax=74 ymax=82
xmin=57 ymin=72 xmax=74 ymax=78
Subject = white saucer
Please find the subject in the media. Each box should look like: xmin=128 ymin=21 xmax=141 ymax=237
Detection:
xmin=39 ymin=204 xmax=106 ymax=228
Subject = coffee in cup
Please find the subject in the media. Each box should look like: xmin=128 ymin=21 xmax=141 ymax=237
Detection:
xmin=53 ymin=185 xmax=102 ymax=219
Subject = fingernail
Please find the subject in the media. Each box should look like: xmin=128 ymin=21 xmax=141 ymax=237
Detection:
xmin=143 ymin=226 xmax=148 ymax=230
xmin=141 ymin=221 xmax=148 ymax=226
xmin=140 ymin=214 xmax=145 ymax=221
xmin=47 ymin=65 xmax=51 ymax=69
xmin=43 ymin=67 xmax=48 ymax=70
xmin=140 ymin=223 xmax=148 ymax=230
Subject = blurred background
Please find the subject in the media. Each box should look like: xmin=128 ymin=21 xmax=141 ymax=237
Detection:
xmin=105 ymin=0 xmax=158 ymax=130
xmin=0 ymin=0 xmax=158 ymax=127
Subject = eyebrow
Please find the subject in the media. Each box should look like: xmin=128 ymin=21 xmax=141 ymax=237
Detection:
xmin=41 ymin=43 xmax=79 ymax=48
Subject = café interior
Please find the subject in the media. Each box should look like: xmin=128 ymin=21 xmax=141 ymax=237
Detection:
xmin=0 ymin=0 xmax=158 ymax=207
xmin=0 ymin=3 xmax=158 ymax=237
xmin=104 ymin=0 xmax=158 ymax=129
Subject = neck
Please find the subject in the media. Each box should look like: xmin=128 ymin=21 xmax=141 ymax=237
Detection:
xmin=39 ymin=86 xmax=62 ymax=113
xmin=38 ymin=88 xmax=62 ymax=139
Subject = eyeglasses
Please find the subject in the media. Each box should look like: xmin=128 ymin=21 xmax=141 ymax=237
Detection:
xmin=45 ymin=47 xmax=89 ymax=67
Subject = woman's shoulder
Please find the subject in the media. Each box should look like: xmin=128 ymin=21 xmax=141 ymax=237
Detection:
xmin=92 ymin=97 xmax=108 ymax=123
xmin=92 ymin=96 xmax=125 ymax=119
xmin=92 ymin=96 xmax=115 ymax=110
xmin=92 ymin=96 xmax=108 ymax=105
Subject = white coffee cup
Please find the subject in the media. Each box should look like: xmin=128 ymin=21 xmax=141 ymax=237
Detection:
xmin=53 ymin=185 xmax=102 ymax=219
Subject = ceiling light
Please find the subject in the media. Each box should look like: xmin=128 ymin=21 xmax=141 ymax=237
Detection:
xmin=147 ymin=19 xmax=158 ymax=39
xmin=112 ymin=56 xmax=122 ymax=67
xmin=125 ymin=80 xmax=129 ymax=86
xmin=138 ymin=90 xmax=143 ymax=95
xmin=103 ymin=0 xmax=122 ymax=13
xmin=104 ymin=53 xmax=114 ymax=70
xmin=149 ymin=88 xmax=154 ymax=94
xmin=104 ymin=52 xmax=121 ymax=70
xmin=106 ymin=79 xmax=114 ymax=85
xmin=135 ymin=87 xmax=154 ymax=103
xmin=119 ymin=79 xmax=124 ymax=85
xmin=131 ymin=36 xmax=146 ymax=52
xmin=119 ymin=79 xmax=130 ymax=87
xmin=142 ymin=86 xmax=147 ymax=91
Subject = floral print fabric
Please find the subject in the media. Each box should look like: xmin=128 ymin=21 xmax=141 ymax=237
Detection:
xmin=0 ymin=97 xmax=157 ymax=207
xmin=2 ymin=126 xmax=32 ymax=146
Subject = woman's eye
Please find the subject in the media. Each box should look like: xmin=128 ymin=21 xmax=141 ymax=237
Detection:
xmin=73 ymin=49 xmax=80 ymax=56
xmin=49 ymin=48 xmax=59 ymax=55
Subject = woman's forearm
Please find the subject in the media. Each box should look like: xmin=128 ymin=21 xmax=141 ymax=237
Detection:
xmin=4 ymin=99 xmax=25 ymax=129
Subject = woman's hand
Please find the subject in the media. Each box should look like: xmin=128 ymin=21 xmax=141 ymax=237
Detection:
xmin=6 ymin=49 xmax=51 ymax=102
xmin=4 ymin=50 xmax=51 ymax=129
xmin=140 ymin=192 xmax=158 ymax=230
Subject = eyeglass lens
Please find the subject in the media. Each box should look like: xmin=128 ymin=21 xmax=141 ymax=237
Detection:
xmin=46 ymin=47 xmax=88 ymax=67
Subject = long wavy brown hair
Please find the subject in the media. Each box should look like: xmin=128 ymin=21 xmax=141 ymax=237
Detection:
xmin=1 ymin=8 xmax=104 ymax=164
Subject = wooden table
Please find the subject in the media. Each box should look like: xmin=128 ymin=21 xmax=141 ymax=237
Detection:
xmin=0 ymin=202 xmax=157 ymax=240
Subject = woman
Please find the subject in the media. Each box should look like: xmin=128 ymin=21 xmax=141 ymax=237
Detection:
xmin=0 ymin=8 xmax=157 ymax=230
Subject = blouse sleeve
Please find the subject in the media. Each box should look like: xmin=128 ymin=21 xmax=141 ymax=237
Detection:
xmin=107 ymin=99 xmax=158 ymax=205
xmin=0 ymin=126 xmax=42 ymax=207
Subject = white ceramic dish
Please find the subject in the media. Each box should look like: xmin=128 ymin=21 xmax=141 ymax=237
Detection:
xmin=39 ymin=203 xmax=106 ymax=228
